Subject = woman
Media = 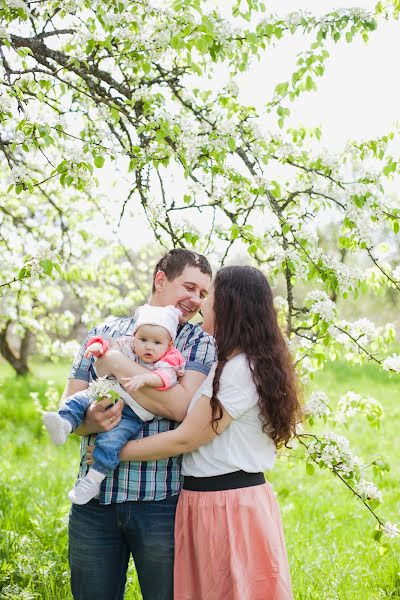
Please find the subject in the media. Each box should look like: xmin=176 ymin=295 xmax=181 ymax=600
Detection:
xmin=94 ymin=266 xmax=301 ymax=599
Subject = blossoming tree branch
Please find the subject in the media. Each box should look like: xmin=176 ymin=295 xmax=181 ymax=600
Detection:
xmin=1 ymin=0 xmax=400 ymax=541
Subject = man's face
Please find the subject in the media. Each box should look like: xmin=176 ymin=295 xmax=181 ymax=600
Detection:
xmin=153 ymin=266 xmax=211 ymax=323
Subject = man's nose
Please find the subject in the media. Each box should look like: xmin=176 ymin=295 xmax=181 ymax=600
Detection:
xmin=189 ymin=292 xmax=202 ymax=307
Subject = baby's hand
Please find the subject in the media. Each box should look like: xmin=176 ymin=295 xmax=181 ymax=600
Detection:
xmin=84 ymin=342 xmax=104 ymax=359
xmin=122 ymin=374 xmax=149 ymax=393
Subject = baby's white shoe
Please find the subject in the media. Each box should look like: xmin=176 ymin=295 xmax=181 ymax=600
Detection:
xmin=68 ymin=469 xmax=105 ymax=505
xmin=43 ymin=412 xmax=72 ymax=445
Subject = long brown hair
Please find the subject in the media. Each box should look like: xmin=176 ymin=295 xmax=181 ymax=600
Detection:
xmin=210 ymin=266 xmax=301 ymax=447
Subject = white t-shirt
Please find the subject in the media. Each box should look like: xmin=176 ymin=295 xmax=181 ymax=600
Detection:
xmin=181 ymin=354 xmax=276 ymax=477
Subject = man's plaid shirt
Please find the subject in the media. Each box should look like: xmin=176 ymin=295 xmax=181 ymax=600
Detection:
xmin=69 ymin=315 xmax=216 ymax=504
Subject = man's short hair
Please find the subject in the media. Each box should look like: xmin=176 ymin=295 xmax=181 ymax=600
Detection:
xmin=152 ymin=249 xmax=212 ymax=292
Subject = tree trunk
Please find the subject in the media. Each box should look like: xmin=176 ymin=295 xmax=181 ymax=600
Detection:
xmin=0 ymin=323 xmax=32 ymax=376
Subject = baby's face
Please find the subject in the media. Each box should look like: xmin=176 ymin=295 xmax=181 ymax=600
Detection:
xmin=133 ymin=324 xmax=172 ymax=363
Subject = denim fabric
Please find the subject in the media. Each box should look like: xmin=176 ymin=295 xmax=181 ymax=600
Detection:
xmin=59 ymin=395 xmax=145 ymax=475
xmin=59 ymin=391 xmax=93 ymax=431
xmin=92 ymin=406 xmax=145 ymax=475
xmin=68 ymin=495 xmax=178 ymax=600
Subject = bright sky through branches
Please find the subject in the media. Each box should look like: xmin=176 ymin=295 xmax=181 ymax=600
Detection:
xmin=109 ymin=0 xmax=400 ymax=249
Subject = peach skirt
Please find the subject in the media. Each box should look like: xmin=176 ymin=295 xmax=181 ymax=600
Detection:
xmin=174 ymin=482 xmax=293 ymax=600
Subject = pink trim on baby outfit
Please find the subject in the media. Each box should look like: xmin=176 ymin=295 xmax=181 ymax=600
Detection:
xmin=154 ymin=347 xmax=186 ymax=391
xmin=85 ymin=336 xmax=110 ymax=356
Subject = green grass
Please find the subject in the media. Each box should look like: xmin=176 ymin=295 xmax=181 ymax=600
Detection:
xmin=0 ymin=359 xmax=399 ymax=599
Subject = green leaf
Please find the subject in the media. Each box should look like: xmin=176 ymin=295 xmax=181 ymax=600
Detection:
xmin=305 ymin=76 xmax=315 ymax=91
xmin=18 ymin=267 xmax=29 ymax=280
xmin=231 ymin=224 xmax=240 ymax=240
xmin=40 ymin=259 xmax=53 ymax=275
xmin=94 ymin=155 xmax=105 ymax=168
xmin=228 ymin=137 xmax=236 ymax=152
xmin=170 ymin=36 xmax=182 ymax=50
xmin=306 ymin=462 xmax=315 ymax=476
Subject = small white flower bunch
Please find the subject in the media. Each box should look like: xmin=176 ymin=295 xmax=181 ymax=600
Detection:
xmin=355 ymin=480 xmax=383 ymax=504
xmin=306 ymin=432 xmax=361 ymax=480
xmin=335 ymin=391 xmax=383 ymax=428
xmin=304 ymin=391 xmax=330 ymax=421
xmin=87 ymin=377 xmax=120 ymax=403
xmin=382 ymin=522 xmax=399 ymax=539
xmin=22 ymin=242 xmax=60 ymax=280
xmin=392 ymin=265 xmax=400 ymax=282
xmin=382 ymin=354 xmax=400 ymax=374
xmin=306 ymin=291 xmax=337 ymax=323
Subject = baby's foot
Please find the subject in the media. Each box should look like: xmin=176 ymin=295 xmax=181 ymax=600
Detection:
xmin=68 ymin=469 xmax=105 ymax=505
xmin=43 ymin=412 xmax=72 ymax=445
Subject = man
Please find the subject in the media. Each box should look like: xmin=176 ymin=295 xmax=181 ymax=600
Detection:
xmin=63 ymin=249 xmax=216 ymax=600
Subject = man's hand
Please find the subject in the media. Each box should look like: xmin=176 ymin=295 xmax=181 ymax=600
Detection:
xmin=76 ymin=397 xmax=124 ymax=435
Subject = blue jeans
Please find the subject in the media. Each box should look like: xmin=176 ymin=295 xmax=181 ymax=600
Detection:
xmin=59 ymin=393 xmax=145 ymax=475
xmin=68 ymin=495 xmax=178 ymax=600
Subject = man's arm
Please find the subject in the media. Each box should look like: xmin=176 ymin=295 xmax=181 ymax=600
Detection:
xmin=95 ymin=350 xmax=206 ymax=422
xmin=60 ymin=378 xmax=88 ymax=403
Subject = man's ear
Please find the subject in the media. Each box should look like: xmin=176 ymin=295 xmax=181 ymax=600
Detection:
xmin=154 ymin=270 xmax=167 ymax=291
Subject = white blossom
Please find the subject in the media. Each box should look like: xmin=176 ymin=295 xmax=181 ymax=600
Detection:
xmin=8 ymin=165 xmax=31 ymax=185
xmin=0 ymin=27 xmax=9 ymax=41
xmin=392 ymin=265 xmax=400 ymax=282
xmin=286 ymin=10 xmax=312 ymax=28
xmin=87 ymin=376 xmax=119 ymax=401
xmin=307 ymin=291 xmax=337 ymax=322
xmin=274 ymin=295 xmax=288 ymax=312
xmin=355 ymin=480 xmax=383 ymax=503
xmin=306 ymin=432 xmax=362 ymax=479
xmin=8 ymin=0 xmax=31 ymax=11
xmin=336 ymin=391 xmax=383 ymax=426
xmin=382 ymin=521 xmax=400 ymax=539
xmin=335 ymin=317 xmax=378 ymax=345
xmin=0 ymin=90 xmax=13 ymax=114
xmin=304 ymin=391 xmax=330 ymax=419
xmin=382 ymin=354 xmax=400 ymax=373
xmin=225 ymin=79 xmax=239 ymax=97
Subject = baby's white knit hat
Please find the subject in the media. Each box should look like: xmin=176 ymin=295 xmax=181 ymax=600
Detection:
xmin=133 ymin=304 xmax=182 ymax=340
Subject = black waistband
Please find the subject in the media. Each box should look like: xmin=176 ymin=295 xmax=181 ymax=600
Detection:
xmin=182 ymin=470 xmax=265 ymax=492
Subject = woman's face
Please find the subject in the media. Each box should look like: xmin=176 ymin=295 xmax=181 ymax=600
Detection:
xmin=201 ymin=285 xmax=215 ymax=335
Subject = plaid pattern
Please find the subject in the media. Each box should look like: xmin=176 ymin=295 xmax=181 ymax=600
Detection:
xmin=69 ymin=316 xmax=216 ymax=504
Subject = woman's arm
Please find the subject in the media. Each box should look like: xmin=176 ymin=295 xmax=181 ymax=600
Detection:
xmin=118 ymin=393 xmax=234 ymax=461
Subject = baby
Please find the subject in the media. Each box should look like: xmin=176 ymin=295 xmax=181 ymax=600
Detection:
xmin=43 ymin=304 xmax=185 ymax=505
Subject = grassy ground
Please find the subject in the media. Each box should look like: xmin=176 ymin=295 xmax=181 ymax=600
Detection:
xmin=0 ymin=359 xmax=399 ymax=599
